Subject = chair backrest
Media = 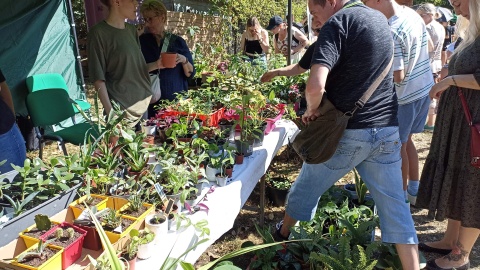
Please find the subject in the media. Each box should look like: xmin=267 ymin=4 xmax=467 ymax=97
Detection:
xmin=26 ymin=89 xmax=76 ymax=127
xmin=26 ymin=73 xmax=68 ymax=93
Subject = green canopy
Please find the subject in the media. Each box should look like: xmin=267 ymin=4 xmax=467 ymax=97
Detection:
xmin=0 ymin=0 xmax=85 ymax=117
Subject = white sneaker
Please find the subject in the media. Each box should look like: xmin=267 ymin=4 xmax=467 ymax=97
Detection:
xmin=408 ymin=193 xmax=417 ymax=206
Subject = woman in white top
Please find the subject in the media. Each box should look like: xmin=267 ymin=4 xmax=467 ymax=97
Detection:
xmin=266 ymin=15 xmax=309 ymax=64
xmin=240 ymin=17 xmax=269 ymax=66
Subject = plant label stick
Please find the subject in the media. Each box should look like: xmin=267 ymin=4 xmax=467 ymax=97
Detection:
xmin=154 ymin=183 xmax=168 ymax=204
xmin=164 ymin=199 xmax=175 ymax=215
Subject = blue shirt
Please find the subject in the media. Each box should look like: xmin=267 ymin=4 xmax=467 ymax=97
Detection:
xmin=139 ymin=33 xmax=195 ymax=101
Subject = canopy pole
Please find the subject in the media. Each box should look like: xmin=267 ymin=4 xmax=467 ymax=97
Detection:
xmin=287 ymin=0 xmax=292 ymax=65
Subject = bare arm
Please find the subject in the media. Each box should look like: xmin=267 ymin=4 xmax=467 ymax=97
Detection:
xmin=292 ymin=30 xmax=310 ymax=54
xmin=94 ymin=80 xmax=113 ymax=115
xmin=260 ymin=64 xmax=307 ymax=82
xmin=259 ymin=30 xmax=270 ymax=54
xmin=0 ymin=81 xmax=15 ymax=115
xmin=394 ymin=70 xmax=405 ymax=83
xmin=274 ymin=39 xmax=280 ymax=54
xmin=430 ymin=74 xmax=480 ymax=99
xmin=176 ymin=54 xmax=193 ymax=77
xmin=303 ymin=64 xmax=329 ymax=124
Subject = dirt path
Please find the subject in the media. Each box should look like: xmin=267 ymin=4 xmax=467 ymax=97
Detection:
xmin=195 ymin=132 xmax=480 ymax=269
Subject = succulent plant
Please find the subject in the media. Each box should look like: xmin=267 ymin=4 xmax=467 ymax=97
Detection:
xmin=54 ymin=228 xmax=63 ymax=240
xmin=127 ymin=195 xmax=143 ymax=213
xmin=66 ymin=227 xmax=75 ymax=239
xmin=103 ymin=209 xmax=121 ymax=229
xmin=34 ymin=214 xmax=52 ymax=231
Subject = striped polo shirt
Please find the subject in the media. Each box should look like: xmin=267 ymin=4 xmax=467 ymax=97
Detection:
xmin=389 ymin=6 xmax=434 ymax=105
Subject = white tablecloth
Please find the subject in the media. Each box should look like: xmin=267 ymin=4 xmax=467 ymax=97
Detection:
xmin=136 ymin=120 xmax=298 ymax=268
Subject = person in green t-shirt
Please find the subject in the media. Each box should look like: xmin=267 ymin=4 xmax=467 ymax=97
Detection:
xmin=88 ymin=0 xmax=162 ymax=124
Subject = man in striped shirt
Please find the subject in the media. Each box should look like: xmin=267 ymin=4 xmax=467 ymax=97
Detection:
xmin=364 ymin=0 xmax=434 ymax=205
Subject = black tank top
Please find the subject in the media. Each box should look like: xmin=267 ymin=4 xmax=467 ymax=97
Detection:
xmin=245 ymin=39 xmax=263 ymax=55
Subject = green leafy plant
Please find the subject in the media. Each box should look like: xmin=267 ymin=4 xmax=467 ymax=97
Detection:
xmin=15 ymin=238 xmax=55 ymax=264
xmin=2 ymin=191 xmax=39 ymax=217
xmin=353 ymin=168 xmax=368 ymax=205
xmin=309 ymin=236 xmax=377 ymax=270
xmin=103 ymin=209 xmax=121 ymax=230
xmin=127 ymin=194 xmax=143 ymax=213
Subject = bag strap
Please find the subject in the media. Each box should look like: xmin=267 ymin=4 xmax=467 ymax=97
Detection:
xmin=457 ymin=87 xmax=473 ymax=126
xmin=347 ymin=54 xmax=393 ymax=116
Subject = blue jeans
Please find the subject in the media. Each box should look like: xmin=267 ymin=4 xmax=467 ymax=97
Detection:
xmin=286 ymin=126 xmax=418 ymax=244
xmin=0 ymin=123 xmax=26 ymax=174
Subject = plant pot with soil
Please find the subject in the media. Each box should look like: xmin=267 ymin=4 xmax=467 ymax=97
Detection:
xmin=39 ymin=222 xmax=87 ymax=269
xmin=215 ymin=173 xmax=228 ymax=187
xmin=235 ymin=152 xmax=244 ymax=165
xmin=145 ymin=213 xmax=168 ymax=244
xmin=118 ymin=195 xmax=155 ymax=221
xmin=266 ymin=177 xmax=292 ymax=207
xmin=11 ymin=239 xmax=63 ymax=270
xmin=102 ymin=209 xmax=138 ymax=244
xmin=20 ymin=214 xmax=59 ymax=248
xmin=130 ymin=228 xmax=155 ymax=260
xmin=69 ymin=194 xmax=108 ymax=219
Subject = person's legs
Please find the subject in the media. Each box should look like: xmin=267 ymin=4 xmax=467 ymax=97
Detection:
xmin=425 ymin=98 xmax=437 ymax=130
xmin=397 ymin=103 xmax=415 ymax=197
xmin=0 ymin=123 xmax=26 ymax=173
xmin=430 ymin=226 xmax=479 ymax=269
xmin=406 ymin=95 xmax=430 ymax=204
xmin=280 ymin=129 xmax=372 ymax=238
xmin=424 ymin=219 xmax=461 ymax=250
xmin=355 ymin=126 xmax=418 ymax=267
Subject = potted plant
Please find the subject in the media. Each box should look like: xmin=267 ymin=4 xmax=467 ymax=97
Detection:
xmin=160 ymin=31 xmax=177 ymax=68
xmin=130 ymin=228 xmax=155 ymax=260
xmin=10 ymin=239 xmax=63 ymax=270
xmin=265 ymin=174 xmax=292 ymax=207
xmin=182 ymin=187 xmax=199 ymax=207
xmin=69 ymin=175 xmax=108 ymax=219
xmin=19 ymin=214 xmax=56 ymax=248
xmin=120 ymin=130 xmax=149 ymax=176
xmin=121 ymin=234 xmax=137 ymax=270
xmin=40 ymin=222 xmax=87 ymax=269
xmin=0 ymin=158 xmax=82 ymax=247
xmin=102 ymin=208 xmax=137 ymax=244
xmin=145 ymin=213 xmax=168 ymax=244
xmin=118 ymin=194 xmax=154 ymax=220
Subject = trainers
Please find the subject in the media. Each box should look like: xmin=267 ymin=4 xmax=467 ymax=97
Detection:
xmin=273 ymin=220 xmax=290 ymax=241
xmin=424 ymin=125 xmax=434 ymax=132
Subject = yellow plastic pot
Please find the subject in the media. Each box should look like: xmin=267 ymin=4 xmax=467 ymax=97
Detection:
xmin=118 ymin=202 xmax=154 ymax=222
xmin=104 ymin=215 xmax=137 ymax=244
xmin=69 ymin=194 xmax=108 ymax=219
xmin=19 ymin=221 xmax=60 ymax=249
xmin=11 ymin=244 xmax=63 ymax=270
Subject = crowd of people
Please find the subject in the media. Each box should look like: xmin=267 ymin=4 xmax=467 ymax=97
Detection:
xmin=1 ymin=0 xmax=479 ymax=269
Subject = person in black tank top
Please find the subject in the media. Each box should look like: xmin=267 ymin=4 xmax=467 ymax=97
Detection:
xmin=240 ymin=17 xmax=269 ymax=66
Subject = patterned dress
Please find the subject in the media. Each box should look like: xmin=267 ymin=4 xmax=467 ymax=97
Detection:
xmin=416 ymin=37 xmax=480 ymax=229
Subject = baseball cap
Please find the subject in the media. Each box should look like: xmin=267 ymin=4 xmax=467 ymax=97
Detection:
xmin=266 ymin=15 xmax=283 ymax=30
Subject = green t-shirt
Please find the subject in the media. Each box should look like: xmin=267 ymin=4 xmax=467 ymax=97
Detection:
xmin=87 ymin=21 xmax=151 ymax=121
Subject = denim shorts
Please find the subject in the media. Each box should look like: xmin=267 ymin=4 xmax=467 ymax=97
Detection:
xmin=397 ymin=95 xmax=430 ymax=143
xmin=0 ymin=123 xmax=26 ymax=174
xmin=286 ymin=126 xmax=418 ymax=244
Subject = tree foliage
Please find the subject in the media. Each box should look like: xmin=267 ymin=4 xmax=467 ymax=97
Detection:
xmin=413 ymin=0 xmax=451 ymax=8
xmin=210 ymin=0 xmax=307 ymax=53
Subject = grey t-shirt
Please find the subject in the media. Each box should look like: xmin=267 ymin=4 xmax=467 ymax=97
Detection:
xmin=311 ymin=2 xmax=398 ymax=129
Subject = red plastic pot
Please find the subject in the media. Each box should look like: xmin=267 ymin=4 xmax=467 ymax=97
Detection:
xmin=40 ymin=222 xmax=87 ymax=269
xmin=77 ymin=224 xmax=102 ymax=251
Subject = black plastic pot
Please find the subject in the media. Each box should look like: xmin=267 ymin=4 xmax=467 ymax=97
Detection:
xmin=266 ymin=185 xmax=289 ymax=207
xmin=253 ymin=123 xmax=267 ymax=147
xmin=234 ymin=139 xmax=254 ymax=157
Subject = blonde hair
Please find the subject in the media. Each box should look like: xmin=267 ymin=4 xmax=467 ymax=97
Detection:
xmin=141 ymin=0 xmax=167 ymax=23
xmin=247 ymin=17 xmax=260 ymax=28
xmin=454 ymin=0 xmax=480 ymax=54
xmin=417 ymin=3 xmax=440 ymax=19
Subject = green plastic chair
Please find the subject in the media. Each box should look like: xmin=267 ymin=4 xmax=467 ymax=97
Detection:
xmin=25 ymin=73 xmax=91 ymax=113
xmin=26 ymin=89 xmax=100 ymax=159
